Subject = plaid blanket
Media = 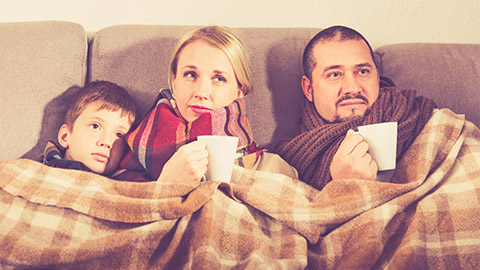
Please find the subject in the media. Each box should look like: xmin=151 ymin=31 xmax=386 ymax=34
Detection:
xmin=115 ymin=89 xmax=255 ymax=181
xmin=1 ymin=109 xmax=479 ymax=269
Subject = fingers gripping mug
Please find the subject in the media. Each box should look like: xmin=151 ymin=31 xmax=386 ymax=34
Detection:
xmin=355 ymin=122 xmax=398 ymax=171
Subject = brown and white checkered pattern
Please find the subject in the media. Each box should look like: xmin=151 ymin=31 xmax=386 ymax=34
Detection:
xmin=1 ymin=109 xmax=479 ymax=269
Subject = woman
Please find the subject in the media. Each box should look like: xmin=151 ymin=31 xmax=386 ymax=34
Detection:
xmin=114 ymin=25 xmax=256 ymax=183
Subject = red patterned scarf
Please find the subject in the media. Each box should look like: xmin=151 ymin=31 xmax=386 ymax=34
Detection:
xmin=276 ymin=86 xmax=437 ymax=190
xmin=114 ymin=89 xmax=254 ymax=181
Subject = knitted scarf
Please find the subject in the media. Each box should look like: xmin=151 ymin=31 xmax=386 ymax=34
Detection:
xmin=114 ymin=89 xmax=255 ymax=181
xmin=276 ymin=87 xmax=437 ymax=190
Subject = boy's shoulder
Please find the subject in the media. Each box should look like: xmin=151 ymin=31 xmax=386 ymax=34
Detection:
xmin=41 ymin=141 xmax=92 ymax=173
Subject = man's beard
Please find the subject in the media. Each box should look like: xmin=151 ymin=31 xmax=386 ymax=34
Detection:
xmin=331 ymin=93 xmax=370 ymax=123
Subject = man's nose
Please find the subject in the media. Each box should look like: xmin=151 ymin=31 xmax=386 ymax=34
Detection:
xmin=341 ymin=73 xmax=361 ymax=95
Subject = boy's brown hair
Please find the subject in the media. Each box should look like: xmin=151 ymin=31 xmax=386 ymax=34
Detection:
xmin=65 ymin=81 xmax=137 ymax=129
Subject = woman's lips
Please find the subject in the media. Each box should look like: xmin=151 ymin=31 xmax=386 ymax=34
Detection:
xmin=190 ymin=105 xmax=212 ymax=114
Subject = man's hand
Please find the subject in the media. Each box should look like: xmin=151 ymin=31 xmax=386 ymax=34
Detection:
xmin=330 ymin=129 xmax=378 ymax=180
xmin=157 ymin=141 xmax=209 ymax=183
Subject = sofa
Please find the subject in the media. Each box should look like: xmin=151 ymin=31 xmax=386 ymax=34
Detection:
xmin=2 ymin=20 xmax=480 ymax=269
xmin=1 ymin=20 xmax=480 ymax=162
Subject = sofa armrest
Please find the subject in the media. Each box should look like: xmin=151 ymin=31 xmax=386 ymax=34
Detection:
xmin=0 ymin=21 xmax=88 ymax=161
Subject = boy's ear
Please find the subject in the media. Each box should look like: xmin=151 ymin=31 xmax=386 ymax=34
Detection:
xmin=301 ymin=75 xmax=314 ymax=102
xmin=57 ymin=124 xmax=70 ymax=149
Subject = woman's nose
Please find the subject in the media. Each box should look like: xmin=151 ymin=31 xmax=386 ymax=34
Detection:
xmin=194 ymin=79 xmax=210 ymax=100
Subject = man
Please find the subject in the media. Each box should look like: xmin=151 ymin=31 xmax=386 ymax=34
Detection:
xmin=276 ymin=26 xmax=437 ymax=190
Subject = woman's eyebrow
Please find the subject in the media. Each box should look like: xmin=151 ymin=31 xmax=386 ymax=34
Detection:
xmin=179 ymin=65 xmax=197 ymax=70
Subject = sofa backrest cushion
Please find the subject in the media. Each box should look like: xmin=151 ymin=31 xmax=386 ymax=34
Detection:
xmin=375 ymin=43 xmax=480 ymax=127
xmin=89 ymin=25 xmax=321 ymax=149
xmin=0 ymin=21 xmax=87 ymax=161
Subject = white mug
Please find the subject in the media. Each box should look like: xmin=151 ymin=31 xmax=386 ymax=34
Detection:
xmin=197 ymin=135 xmax=239 ymax=182
xmin=356 ymin=122 xmax=398 ymax=171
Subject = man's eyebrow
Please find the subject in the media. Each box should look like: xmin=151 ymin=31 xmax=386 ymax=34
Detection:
xmin=322 ymin=65 xmax=342 ymax=73
xmin=356 ymin=63 xmax=374 ymax=68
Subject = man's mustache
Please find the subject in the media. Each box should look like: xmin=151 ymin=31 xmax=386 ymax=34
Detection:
xmin=336 ymin=93 xmax=369 ymax=106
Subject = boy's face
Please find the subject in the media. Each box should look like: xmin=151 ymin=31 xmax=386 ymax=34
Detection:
xmin=58 ymin=101 xmax=132 ymax=175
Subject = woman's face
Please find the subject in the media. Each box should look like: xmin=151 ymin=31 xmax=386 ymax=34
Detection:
xmin=172 ymin=39 xmax=244 ymax=122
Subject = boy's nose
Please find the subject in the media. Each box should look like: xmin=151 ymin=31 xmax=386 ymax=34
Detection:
xmin=97 ymin=134 xmax=114 ymax=149
xmin=99 ymin=142 xmax=111 ymax=149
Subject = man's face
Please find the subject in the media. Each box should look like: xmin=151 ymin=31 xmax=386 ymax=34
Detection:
xmin=302 ymin=39 xmax=380 ymax=122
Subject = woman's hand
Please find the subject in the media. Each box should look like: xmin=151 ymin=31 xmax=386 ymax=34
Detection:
xmin=330 ymin=129 xmax=378 ymax=181
xmin=157 ymin=141 xmax=209 ymax=184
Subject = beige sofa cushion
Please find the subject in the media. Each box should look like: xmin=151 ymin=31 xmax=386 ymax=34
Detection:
xmin=89 ymin=25 xmax=320 ymax=148
xmin=375 ymin=43 xmax=480 ymax=127
xmin=0 ymin=21 xmax=87 ymax=161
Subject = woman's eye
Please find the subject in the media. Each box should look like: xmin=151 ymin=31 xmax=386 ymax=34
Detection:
xmin=213 ymin=75 xmax=226 ymax=83
xmin=184 ymin=71 xmax=197 ymax=79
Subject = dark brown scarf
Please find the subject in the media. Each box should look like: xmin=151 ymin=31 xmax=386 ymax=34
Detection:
xmin=276 ymin=87 xmax=437 ymax=190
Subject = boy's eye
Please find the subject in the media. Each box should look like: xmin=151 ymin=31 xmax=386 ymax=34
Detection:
xmin=116 ymin=132 xmax=124 ymax=138
xmin=90 ymin=123 xmax=100 ymax=130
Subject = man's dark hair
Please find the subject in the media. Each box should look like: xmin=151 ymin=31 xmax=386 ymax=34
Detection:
xmin=303 ymin=25 xmax=376 ymax=80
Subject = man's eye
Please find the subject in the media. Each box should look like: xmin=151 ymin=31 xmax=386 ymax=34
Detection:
xmin=357 ymin=69 xmax=370 ymax=75
xmin=327 ymin=72 xmax=342 ymax=79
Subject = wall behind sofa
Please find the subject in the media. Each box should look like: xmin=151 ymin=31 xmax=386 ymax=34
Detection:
xmin=1 ymin=0 xmax=479 ymax=48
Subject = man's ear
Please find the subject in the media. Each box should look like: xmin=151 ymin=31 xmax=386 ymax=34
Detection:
xmin=57 ymin=124 xmax=70 ymax=149
xmin=301 ymin=75 xmax=314 ymax=102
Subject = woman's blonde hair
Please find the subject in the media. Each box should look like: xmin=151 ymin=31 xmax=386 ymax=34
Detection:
xmin=168 ymin=25 xmax=252 ymax=96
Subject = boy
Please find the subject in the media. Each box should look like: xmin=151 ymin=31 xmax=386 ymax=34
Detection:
xmin=41 ymin=80 xmax=137 ymax=176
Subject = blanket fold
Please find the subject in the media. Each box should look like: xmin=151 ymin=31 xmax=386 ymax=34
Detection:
xmin=0 ymin=159 xmax=219 ymax=223
xmin=1 ymin=109 xmax=479 ymax=269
